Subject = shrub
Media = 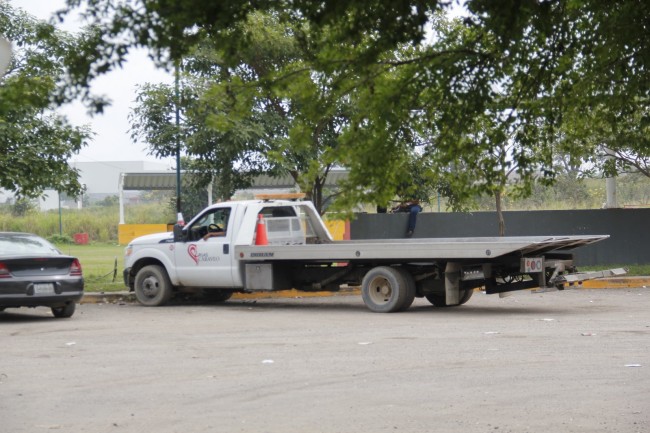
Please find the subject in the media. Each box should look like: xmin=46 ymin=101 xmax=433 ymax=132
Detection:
xmin=47 ymin=234 xmax=74 ymax=244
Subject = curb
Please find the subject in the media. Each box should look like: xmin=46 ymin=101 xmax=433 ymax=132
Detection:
xmin=579 ymin=277 xmax=649 ymax=289
xmin=81 ymin=291 xmax=135 ymax=304
xmin=81 ymin=277 xmax=649 ymax=305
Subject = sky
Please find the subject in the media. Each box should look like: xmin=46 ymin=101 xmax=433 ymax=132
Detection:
xmin=10 ymin=0 xmax=174 ymax=166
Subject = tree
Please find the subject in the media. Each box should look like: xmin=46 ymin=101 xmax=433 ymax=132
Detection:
xmin=129 ymin=35 xmax=277 ymax=209
xmin=10 ymin=196 xmax=37 ymax=217
xmin=0 ymin=3 xmax=90 ymax=199
xmin=562 ymin=102 xmax=650 ymax=180
xmin=552 ymin=2 xmax=650 ymax=184
xmin=95 ymin=194 xmax=119 ymax=207
xmin=58 ymin=0 xmax=436 ymax=71
xmin=62 ymin=0 xmax=650 ymax=213
xmin=129 ymin=77 xmax=265 ymax=205
xmin=328 ymin=5 xmax=639 ymax=230
xmin=187 ymin=12 xmax=361 ymax=214
xmin=131 ymin=12 xmax=355 ymax=214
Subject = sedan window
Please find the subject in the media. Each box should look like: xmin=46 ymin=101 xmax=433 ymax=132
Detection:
xmin=0 ymin=234 xmax=60 ymax=256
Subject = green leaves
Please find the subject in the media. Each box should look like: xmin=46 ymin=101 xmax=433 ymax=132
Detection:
xmin=0 ymin=3 xmax=90 ymax=198
xmin=61 ymin=0 xmax=650 ymax=213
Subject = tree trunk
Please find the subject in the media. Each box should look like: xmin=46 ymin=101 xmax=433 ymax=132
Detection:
xmin=312 ymin=177 xmax=324 ymax=215
xmin=495 ymin=189 xmax=506 ymax=236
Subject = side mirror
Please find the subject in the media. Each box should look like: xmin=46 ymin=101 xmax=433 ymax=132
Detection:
xmin=173 ymin=224 xmax=186 ymax=242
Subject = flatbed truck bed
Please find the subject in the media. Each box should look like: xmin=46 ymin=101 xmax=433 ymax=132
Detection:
xmin=236 ymin=235 xmax=608 ymax=262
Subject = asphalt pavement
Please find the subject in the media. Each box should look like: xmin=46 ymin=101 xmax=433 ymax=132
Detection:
xmin=2 ymin=287 xmax=649 ymax=433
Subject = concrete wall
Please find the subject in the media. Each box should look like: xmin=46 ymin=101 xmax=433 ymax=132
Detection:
xmin=119 ymin=224 xmax=169 ymax=245
xmin=349 ymin=209 xmax=648 ymax=266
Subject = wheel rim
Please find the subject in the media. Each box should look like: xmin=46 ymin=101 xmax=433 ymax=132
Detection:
xmin=367 ymin=276 xmax=393 ymax=305
xmin=141 ymin=275 xmax=161 ymax=299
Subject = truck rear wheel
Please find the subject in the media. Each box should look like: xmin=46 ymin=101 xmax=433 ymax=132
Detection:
xmin=361 ymin=266 xmax=415 ymax=313
xmin=425 ymin=288 xmax=474 ymax=307
xmin=134 ymin=265 xmax=173 ymax=306
xmin=395 ymin=267 xmax=416 ymax=311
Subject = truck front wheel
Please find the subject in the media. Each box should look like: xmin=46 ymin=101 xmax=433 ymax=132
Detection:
xmin=134 ymin=265 xmax=173 ymax=306
xmin=361 ymin=266 xmax=415 ymax=313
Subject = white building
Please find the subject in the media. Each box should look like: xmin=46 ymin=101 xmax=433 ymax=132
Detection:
xmin=39 ymin=161 xmax=171 ymax=211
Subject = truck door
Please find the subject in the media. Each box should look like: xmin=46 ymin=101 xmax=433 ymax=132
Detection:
xmin=174 ymin=206 xmax=235 ymax=288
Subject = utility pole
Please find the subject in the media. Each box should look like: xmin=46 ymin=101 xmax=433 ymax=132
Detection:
xmin=58 ymin=191 xmax=62 ymax=236
xmin=175 ymin=61 xmax=183 ymax=223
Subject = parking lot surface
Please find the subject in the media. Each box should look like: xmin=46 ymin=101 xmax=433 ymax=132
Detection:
xmin=2 ymin=288 xmax=649 ymax=433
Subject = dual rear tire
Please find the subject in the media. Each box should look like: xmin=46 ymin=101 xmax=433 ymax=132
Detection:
xmin=361 ymin=266 xmax=475 ymax=312
xmin=425 ymin=289 xmax=474 ymax=307
xmin=361 ymin=266 xmax=416 ymax=313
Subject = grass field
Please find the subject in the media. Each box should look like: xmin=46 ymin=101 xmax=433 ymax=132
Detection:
xmin=57 ymin=242 xmax=649 ymax=293
xmin=56 ymin=243 xmax=126 ymax=293
xmin=581 ymin=263 xmax=650 ymax=276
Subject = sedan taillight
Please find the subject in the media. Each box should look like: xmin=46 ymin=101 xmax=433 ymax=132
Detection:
xmin=70 ymin=259 xmax=83 ymax=276
xmin=0 ymin=262 xmax=10 ymax=278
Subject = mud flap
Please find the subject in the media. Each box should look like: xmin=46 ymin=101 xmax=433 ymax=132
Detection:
xmin=444 ymin=262 xmax=461 ymax=305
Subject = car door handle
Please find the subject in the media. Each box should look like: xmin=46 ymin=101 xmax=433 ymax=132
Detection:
xmin=223 ymin=244 xmax=229 ymax=254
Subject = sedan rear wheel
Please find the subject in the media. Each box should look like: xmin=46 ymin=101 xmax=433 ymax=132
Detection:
xmin=52 ymin=302 xmax=76 ymax=318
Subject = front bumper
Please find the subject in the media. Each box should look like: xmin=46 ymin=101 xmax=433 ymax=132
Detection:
xmin=123 ymin=268 xmax=133 ymax=289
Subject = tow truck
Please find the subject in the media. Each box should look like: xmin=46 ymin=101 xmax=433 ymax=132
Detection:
xmin=123 ymin=195 xmax=626 ymax=312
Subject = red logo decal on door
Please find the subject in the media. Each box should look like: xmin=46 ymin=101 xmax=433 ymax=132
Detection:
xmin=188 ymin=244 xmax=199 ymax=265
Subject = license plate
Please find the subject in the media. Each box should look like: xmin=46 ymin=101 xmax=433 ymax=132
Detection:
xmin=33 ymin=283 xmax=55 ymax=294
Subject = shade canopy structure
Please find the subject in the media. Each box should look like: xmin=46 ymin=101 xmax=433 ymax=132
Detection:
xmin=118 ymin=169 xmax=348 ymax=223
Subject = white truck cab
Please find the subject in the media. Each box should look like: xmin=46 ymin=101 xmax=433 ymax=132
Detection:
xmin=124 ymin=198 xmax=332 ymax=305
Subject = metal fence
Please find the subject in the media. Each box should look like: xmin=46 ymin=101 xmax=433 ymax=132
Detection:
xmin=350 ymin=208 xmax=648 ymax=266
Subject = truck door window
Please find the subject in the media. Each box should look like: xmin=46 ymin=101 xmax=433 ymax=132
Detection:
xmin=190 ymin=207 xmax=231 ymax=241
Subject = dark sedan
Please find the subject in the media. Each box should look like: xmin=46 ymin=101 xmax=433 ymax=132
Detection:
xmin=0 ymin=232 xmax=84 ymax=318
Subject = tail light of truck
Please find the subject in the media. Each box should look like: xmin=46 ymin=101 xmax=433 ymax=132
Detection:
xmin=70 ymin=259 xmax=83 ymax=276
